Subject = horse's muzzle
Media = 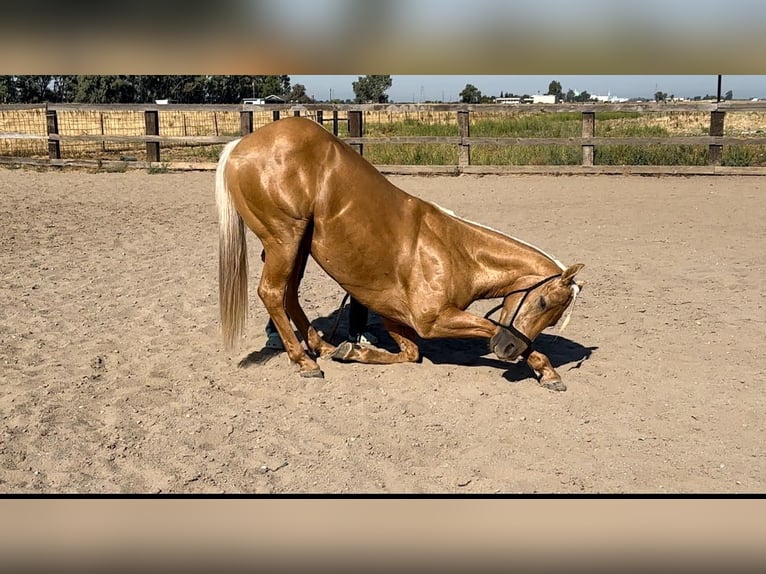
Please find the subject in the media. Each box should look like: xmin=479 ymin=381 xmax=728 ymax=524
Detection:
xmin=490 ymin=327 xmax=529 ymax=362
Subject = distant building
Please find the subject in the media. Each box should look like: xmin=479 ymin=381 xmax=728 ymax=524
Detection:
xmin=242 ymin=95 xmax=286 ymax=105
xmin=531 ymin=94 xmax=557 ymax=104
xmin=496 ymin=97 xmax=522 ymax=105
xmin=593 ymin=92 xmax=629 ymax=103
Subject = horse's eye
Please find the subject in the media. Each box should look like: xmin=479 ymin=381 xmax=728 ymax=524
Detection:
xmin=539 ymin=297 xmax=547 ymax=310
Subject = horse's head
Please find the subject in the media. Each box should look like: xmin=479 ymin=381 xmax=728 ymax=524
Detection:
xmin=489 ymin=263 xmax=585 ymax=361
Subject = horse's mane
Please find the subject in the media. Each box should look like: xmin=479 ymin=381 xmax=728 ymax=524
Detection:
xmin=427 ymin=200 xmax=566 ymax=271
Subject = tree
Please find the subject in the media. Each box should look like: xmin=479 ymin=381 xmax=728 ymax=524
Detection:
xmin=0 ymin=74 xmax=298 ymax=104
xmin=460 ymin=83 xmax=482 ymax=104
xmin=258 ymin=75 xmax=291 ymax=98
xmin=49 ymin=76 xmax=78 ymax=102
xmin=564 ymin=89 xmax=576 ymax=103
xmin=203 ymin=76 xmax=286 ymax=104
xmin=71 ymin=76 xmax=137 ymax=103
xmin=547 ymin=80 xmax=563 ymax=101
xmin=0 ymin=76 xmax=16 ymax=103
xmin=352 ymin=75 xmax=392 ymax=103
xmin=654 ymin=91 xmax=668 ymax=102
xmin=725 ymin=90 xmax=733 ymax=101
xmin=287 ymin=83 xmax=312 ymax=103
xmin=13 ymin=76 xmax=52 ymax=103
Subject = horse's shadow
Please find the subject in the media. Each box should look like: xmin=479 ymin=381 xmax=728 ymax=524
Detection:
xmin=240 ymin=307 xmax=597 ymax=383
xmin=421 ymin=333 xmax=597 ymax=383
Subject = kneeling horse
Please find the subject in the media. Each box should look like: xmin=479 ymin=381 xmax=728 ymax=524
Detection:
xmin=216 ymin=117 xmax=584 ymax=390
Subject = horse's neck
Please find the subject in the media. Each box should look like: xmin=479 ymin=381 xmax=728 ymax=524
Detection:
xmin=458 ymin=220 xmax=563 ymax=299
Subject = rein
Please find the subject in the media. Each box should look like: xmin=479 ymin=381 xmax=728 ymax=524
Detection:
xmin=483 ymin=273 xmax=561 ymax=358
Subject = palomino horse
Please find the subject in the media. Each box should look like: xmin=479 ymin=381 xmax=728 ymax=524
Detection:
xmin=216 ymin=117 xmax=584 ymax=390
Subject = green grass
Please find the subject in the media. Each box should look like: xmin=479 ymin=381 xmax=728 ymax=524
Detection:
xmin=146 ymin=112 xmax=766 ymax=168
xmin=360 ymin=111 xmax=765 ymax=167
xmin=365 ymin=143 xmax=458 ymax=165
xmin=723 ymin=145 xmax=766 ymax=167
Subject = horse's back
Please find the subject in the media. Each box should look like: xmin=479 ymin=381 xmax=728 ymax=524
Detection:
xmin=225 ymin=117 xmax=387 ymax=217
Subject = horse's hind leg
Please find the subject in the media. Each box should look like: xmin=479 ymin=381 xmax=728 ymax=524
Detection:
xmin=258 ymin=228 xmax=323 ymax=378
xmin=331 ymin=318 xmax=420 ymax=365
xmin=282 ymin=239 xmax=336 ymax=359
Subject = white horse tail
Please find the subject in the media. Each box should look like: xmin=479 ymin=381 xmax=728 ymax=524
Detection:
xmin=216 ymin=138 xmax=248 ymax=349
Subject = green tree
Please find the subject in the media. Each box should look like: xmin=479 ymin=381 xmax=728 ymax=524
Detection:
xmin=13 ymin=76 xmax=52 ymax=102
xmin=257 ymin=75 xmax=291 ymax=98
xmin=49 ymin=76 xmax=78 ymax=102
xmin=547 ymin=80 xmax=563 ymax=101
xmin=654 ymin=91 xmax=668 ymax=102
xmin=0 ymin=76 xmax=16 ymax=103
xmin=725 ymin=90 xmax=733 ymax=101
xmin=352 ymin=75 xmax=392 ymax=103
xmin=203 ymin=75 xmax=290 ymax=103
xmin=71 ymin=76 xmax=141 ymax=103
xmin=564 ymin=89 xmax=576 ymax=103
xmin=287 ymin=83 xmax=312 ymax=103
xmin=460 ymin=83 xmax=482 ymax=103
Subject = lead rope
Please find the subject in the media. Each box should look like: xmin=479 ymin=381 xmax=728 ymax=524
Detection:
xmin=326 ymin=292 xmax=350 ymax=342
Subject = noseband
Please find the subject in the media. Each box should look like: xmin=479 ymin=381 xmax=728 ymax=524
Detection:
xmin=484 ymin=274 xmax=561 ymax=359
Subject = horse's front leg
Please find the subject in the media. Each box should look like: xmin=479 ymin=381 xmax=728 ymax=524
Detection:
xmin=417 ymin=308 xmax=567 ymax=390
xmin=526 ymin=351 xmax=566 ymax=391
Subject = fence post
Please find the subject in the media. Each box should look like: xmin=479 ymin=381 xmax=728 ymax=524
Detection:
xmin=581 ymin=111 xmax=595 ymax=166
xmin=332 ymin=110 xmax=339 ymax=136
xmin=348 ymin=110 xmax=363 ymax=156
xmin=272 ymin=110 xmax=280 ymax=122
xmin=99 ymin=112 xmax=106 ymax=152
xmin=317 ymin=110 xmax=324 ymax=127
xmin=46 ymin=108 xmax=61 ymax=160
xmin=145 ymin=110 xmax=160 ymax=163
xmin=240 ymin=110 xmax=253 ymax=135
xmin=458 ymin=110 xmax=470 ymax=169
xmin=709 ymin=110 xmax=725 ymax=166
xmin=293 ymin=110 xmax=301 ymax=117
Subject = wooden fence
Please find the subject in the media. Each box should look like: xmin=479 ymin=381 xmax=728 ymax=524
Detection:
xmin=2 ymin=102 xmax=766 ymax=175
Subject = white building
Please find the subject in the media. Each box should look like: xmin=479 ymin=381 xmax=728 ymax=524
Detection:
xmin=531 ymin=94 xmax=557 ymax=104
xmin=593 ymin=92 xmax=629 ymax=103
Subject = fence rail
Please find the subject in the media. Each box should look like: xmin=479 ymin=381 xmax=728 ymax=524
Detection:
xmin=2 ymin=102 xmax=766 ymax=175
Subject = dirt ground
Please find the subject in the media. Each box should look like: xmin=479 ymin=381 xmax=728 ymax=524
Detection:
xmin=1 ymin=168 xmax=764 ymax=494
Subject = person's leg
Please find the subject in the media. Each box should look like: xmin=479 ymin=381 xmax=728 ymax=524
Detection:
xmin=348 ymin=297 xmax=377 ymax=345
xmin=264 ymin=318 xmax=284 ymax=350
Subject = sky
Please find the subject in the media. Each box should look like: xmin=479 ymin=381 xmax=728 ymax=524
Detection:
xmin=290 ymin=76 xmax=766 ymax=103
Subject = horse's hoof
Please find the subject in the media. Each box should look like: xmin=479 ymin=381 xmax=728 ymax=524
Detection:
xmin=330 ymin=341 xmax=355 ymax=362
xmin=541 ymin=379 xmax=567 ymax=392
xmin=300 ymin=369 xmax=324 ymax=379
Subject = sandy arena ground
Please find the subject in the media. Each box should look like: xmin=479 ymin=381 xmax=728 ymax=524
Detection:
xmin=1 ymin=169 xmax=764 ymax=493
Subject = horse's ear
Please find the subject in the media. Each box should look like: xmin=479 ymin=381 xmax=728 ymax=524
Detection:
xmin=560 ymin=263 xmax=584 ymax=284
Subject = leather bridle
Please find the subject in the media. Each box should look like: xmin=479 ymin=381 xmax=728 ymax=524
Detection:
xmin=483 ymin=274 xmax=561 ymax=359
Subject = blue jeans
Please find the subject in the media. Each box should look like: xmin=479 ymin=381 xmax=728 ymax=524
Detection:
xmin=265 ymin=297 xmax=369 ymax=339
